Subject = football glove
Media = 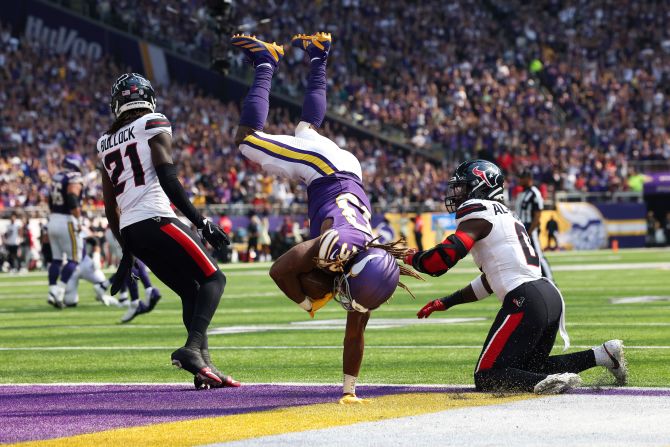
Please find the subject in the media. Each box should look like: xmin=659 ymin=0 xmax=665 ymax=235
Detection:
xmin=199 ymin=219 xmax=230 ymax=250
xmin=339 ymin=393 xmax=371 ymax=405
xmin=417 ymin=299 xmax=446 ymax=319
xmin=309 ymin=293 xmax=333 ymax=318
xmin=110 ymin=251 xmax=138 ymax=296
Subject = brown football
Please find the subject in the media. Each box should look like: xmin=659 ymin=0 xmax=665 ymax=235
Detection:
xmin=299 ymin=269 xmax=335 ymax=300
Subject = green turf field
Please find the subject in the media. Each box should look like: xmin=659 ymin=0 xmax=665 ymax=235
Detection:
xmin=1 ymin=248 xmax=668 ymax=386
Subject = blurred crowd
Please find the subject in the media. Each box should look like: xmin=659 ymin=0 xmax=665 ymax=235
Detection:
xmin=0 ymin=20 xmax=452 ymax=213
xmin=62 ymin=0 xmax=670 ymax=197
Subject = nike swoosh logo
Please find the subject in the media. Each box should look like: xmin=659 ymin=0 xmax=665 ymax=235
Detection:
xmin=603 ymin=344 xmax=620 ymax=369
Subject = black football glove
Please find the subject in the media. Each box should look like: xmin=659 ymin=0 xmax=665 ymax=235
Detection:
xmin=198 ymin=219 xmax=230 ymax=251
xmin=110 ymin=251 xmax=138 ymax=296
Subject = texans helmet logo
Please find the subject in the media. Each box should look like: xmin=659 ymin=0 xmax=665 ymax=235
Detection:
xmin=472 ymin=166 xmax=495 ymax=187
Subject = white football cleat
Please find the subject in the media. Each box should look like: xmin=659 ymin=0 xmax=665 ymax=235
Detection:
xmin=534 ymin=373 xmax=582 ymax=395
xmin=96 ymin=293 xmax=119 ymax=307
xmin=47 ymin=285 xmax=65 ymax=309
xmin=594 ymin=339 xmax=628 ymax=386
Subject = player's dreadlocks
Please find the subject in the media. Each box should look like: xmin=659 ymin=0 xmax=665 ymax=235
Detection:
xmin=106 ymin=109 xmax=151 ymax=135
xmin=315 ymin=236 xmax=424 ymax=299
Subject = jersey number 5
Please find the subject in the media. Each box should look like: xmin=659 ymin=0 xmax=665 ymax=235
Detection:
xmin=514 ymin=222 xmax=539 ymax=267
xmin=104 ymin=143 xmax=145 ymax=196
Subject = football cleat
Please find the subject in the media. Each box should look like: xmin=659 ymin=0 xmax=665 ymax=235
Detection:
xmin=309 ymin=293 xmax=333 ymax=318
xmin=533 ymin=373 xmax=582 ymax=395
xmin=146 ymin=287 xmax=162 ymax=311
xmin=338 ymin=393 xmax=371 ymax=405
xmin=231 ymin=34 xmax=284 ymax=68
xmin=171 ymin=347 xmax=222 ymax=387
xmin=195 ymin=348 xmax=241 ymax=390
xmin=47 ymin=285 xmax=65 ymax=309
xmin=595 ymin=339 xmax=628 ymax=386
xmin=96 ymin=293 xmax=119 ymax=307
xmin=120 ymin=299 xmax=149 ymax=324
xmin=291 ymin=32 xmax=332 ymax=59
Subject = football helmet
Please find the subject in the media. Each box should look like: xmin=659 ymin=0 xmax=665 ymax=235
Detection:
xmin=62 ymin=153 xmax=84 ymax=172
xmin=334 ymin=248 xmax=400 ymax=312
xmin=444 ymin=160 xmax=504 ymax=213
xmin=109 ymin=73 xmax=156 ymax=118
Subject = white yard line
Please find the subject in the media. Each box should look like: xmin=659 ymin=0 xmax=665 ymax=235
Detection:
xmin=1 ymin=345 xmax=670 ymax=351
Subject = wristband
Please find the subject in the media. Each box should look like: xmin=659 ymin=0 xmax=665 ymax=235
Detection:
xmin=298 ymin=297 xmax=313 ymax=312
xmin=343 ymin=374 xmax=357 ymax=395
xmin=470 ymin=275 xmax=491 ymax=300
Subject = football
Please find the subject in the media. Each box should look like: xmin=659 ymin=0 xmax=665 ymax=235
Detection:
xmin=299 ymin=269 xmax=335 ymax=300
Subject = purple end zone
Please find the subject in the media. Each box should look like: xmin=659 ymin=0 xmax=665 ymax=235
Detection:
xmin=0 ymin=384 xmax=458 ymax=443
xmin=2 ymin=384 xmax=668 ymax=444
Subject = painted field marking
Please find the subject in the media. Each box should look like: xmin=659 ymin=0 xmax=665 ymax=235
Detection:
xmin=610 ymin=296 xmax=670 ymax=304
xmin=6 ymin=392 xmax=535 ymax=447
xmin=2 ymin=345 xmax=670 ymax=351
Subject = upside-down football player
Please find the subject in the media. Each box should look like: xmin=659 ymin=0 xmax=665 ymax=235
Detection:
xmin=231 ymin=33 xmax=418 ymax=403
xmin=406 ymin=160 xmax=627 ymax=394
xmin=98 ymin=73 xmax=239 ymax=389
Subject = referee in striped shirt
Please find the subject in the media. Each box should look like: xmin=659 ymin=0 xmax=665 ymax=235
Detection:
xmin=516 ymin=169 xmax=554 ymax=281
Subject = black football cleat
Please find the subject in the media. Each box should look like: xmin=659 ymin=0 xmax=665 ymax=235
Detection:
xmin=147 ymin=288 xmax=162 ymax=311
xmin=171 ymin=347 xmax=222 ymax=387
xmin=194 ymin=348 xmax=241 ymax=390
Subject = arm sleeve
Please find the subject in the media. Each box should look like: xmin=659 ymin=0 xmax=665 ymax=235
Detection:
xmin=409 ymin=230 xmax=475 ymax=276
xmin=155 ymin=163 xmax=204 ymax=228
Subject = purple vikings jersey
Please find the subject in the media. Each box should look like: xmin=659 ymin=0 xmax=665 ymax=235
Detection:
xmin=307 ymin=172 xmax=374 ymax=271
xmin=49 ymin=171 xmax=83 ymax=214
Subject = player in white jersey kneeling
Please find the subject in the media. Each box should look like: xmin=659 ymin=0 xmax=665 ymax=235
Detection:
xmin=405 ymin=160 xmax=627 ymax=394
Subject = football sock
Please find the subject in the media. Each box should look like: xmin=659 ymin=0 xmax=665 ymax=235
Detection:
xmin=542 ymin=350 xmax=596 ymax=374
xmin=126 ymin=275 xmax=140 ymax=301
xmin=59 ymin=260 xmax=78 ymax=283
xmin=48 ymin=260 xmax=62 ymax=285
xmin=239 ymin=64 xmax=273 ymax=131
xmin=300 ymin=57 xmax=327 ymax=127
xmin=134 ymin=261 xmax=152 ymax=288
xmin=185 ymin=270 xmax=225 ymax=349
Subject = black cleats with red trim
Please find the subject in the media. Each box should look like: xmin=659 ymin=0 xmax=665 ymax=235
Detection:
xmin=194 ymin=348 xmax=241 ymax=390
xmin=171 ymin=347 xmax=222 ymax=387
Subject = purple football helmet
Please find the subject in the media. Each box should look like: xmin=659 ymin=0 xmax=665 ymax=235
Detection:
xmin=334 ymin=248 xmax=400 ymax=312
xmin=63 ymin=153 xmax=84 ymax=172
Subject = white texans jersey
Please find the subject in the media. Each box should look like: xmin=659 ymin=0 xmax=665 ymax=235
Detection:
xmin=96 ymin=113 xmax=176 ymax=229
xmin=456 ymin=199 xmax=541 ymax=300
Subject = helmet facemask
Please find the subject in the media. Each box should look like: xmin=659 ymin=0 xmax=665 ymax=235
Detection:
xmin=444 ymin=178 xmax=469 ymax=213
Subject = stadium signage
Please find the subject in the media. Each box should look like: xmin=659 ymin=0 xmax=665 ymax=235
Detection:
xmin=24 ymin=16 xmax=103 ymax=60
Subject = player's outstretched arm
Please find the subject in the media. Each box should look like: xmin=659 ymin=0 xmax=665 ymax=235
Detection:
xmin=149 ymin=133 xmax=229 ymax=249
xmin=404 ymin=219 xmax=491 ymax=276
xmin=339 ymin=311 xmax=371 ymax=404
xmin=417 ymin=274 xmax=493 ymax=318
xmin=269 ymin=238 xmax=321 ymax=311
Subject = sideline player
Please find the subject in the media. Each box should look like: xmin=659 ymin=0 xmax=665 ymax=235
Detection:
xmin=47 ymin=154 xmax=84 ymax=309
xmin=231 ymin=33 xmax=417 ymax=403
xmin=516 ymin=169 xmax=553 ymax=280
xmin=63 ymin=231 xmax=118 ymax=307
xmin=406 ymin=160 xmax=627 ymax=394
xmin=105 ymin=227 xmax=162 ymax=323
xmin=98 ymin=73 xmax=238 ymax=388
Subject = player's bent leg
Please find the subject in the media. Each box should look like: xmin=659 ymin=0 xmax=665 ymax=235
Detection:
xmin=473 ymin=287 xmax=562 ymax=393
xmin=63 ymin=270 xmax=80 ymax=307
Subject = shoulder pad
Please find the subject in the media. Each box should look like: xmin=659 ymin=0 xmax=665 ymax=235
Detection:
xmin=142 ymin=112 xmax=171 ymax=131
xmin=456 ymin=199 xmax=491 ymax=223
